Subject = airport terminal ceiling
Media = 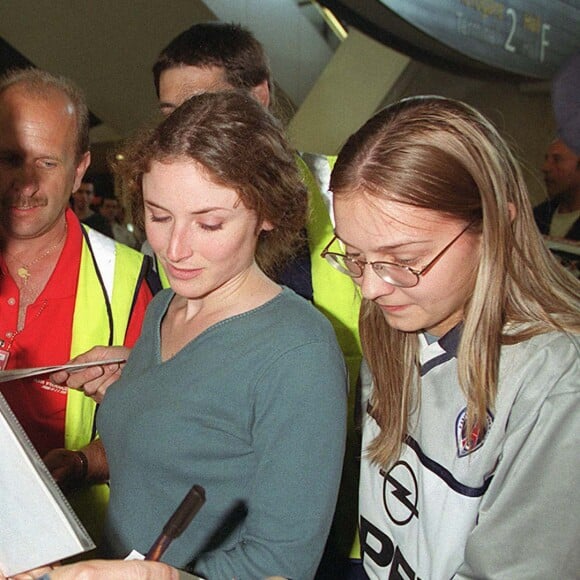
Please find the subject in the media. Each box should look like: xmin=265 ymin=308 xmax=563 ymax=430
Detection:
xmin=0 ymin=0 xmax=576 ymax=192
xmin=320 ymin=0 xmax=580 ymax=80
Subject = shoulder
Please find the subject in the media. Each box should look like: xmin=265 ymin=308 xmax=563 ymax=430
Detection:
xmin=498 ymin=331 xmax=579 ymax=425
xmin=503 ymin=330 xmax=579 ymax=379
xmin=243 ymin=289 xmax=346 ymax=385
xmin=237 ymin=288 xmax=346 ymax=375
xmin=263 ymin=287 xmax=340 ymax=343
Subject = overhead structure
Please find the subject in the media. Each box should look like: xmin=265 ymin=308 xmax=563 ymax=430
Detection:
xmin=320 ymin=0 xmax=580 ymax=80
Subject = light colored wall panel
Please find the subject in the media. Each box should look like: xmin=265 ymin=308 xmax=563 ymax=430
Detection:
xmin=287 ymin=28 xmax=410 ymax=154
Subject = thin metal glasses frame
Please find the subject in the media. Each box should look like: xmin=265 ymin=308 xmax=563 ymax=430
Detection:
xmin=321 ymin=221 xmax=474 ymax=288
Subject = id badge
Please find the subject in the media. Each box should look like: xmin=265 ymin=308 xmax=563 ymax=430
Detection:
xmin=0 ymin=349 xmax=9 ymax=370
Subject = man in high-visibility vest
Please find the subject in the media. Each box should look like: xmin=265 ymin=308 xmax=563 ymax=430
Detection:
xmin=0 ymin=68 xmax=159 ymax=544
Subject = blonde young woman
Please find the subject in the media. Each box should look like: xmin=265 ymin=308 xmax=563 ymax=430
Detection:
xmin=322 ymin=96 xmax=580 ymax=579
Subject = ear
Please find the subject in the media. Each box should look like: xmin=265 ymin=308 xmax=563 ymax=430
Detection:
xmin=260 ymin=219 xmax=275 ymax=232
xmin=507 ymin=202 xmax=516 ymax=222
xmin=250 ymin=80 xmax=270 ymax=108
xmin=72 ymin=151 xmax=91 ymax=193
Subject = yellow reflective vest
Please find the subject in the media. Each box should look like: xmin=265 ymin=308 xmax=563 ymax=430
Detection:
xmin=297 ymin=155 xmax=362 ymax=559
xmin=297 ymin=155 xmax=361 ymax=389
xmin=66 ymin=227 xmax=154 ymax=546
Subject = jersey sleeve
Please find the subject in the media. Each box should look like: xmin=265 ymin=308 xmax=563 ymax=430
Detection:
xmin=194 ymin=339 xmax=348 ymax=580
xmin=454 ymin=340 xmax=580 ymax=579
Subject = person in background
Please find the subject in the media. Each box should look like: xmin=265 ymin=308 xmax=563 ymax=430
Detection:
xmin=552 ymin=51 xmax=580 ymax=155
xmin=153 ymin=23 xmax=362 ymax=577
xmin=71 ymin=178 xmax=114 ymax=238
xmin=534 ymin=137 xmax=580 ymax=240
xmin=70 ymin=179 xmax=93 ymax=221
xmin=88 ymin=183 xmax=103 ymax=213
xmin=324 ymin=95 xmax=579 ymax=578
xmin=535 ymin=51 xmax=580 ymax=276
xmin=53 ymin=91 xmax=347 ymax=579
xmin=99 ymin=192 xmax=139 ymax=249
xmin=0 ymin=67 xmax=158 ymax=545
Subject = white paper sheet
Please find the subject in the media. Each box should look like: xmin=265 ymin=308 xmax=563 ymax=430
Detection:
xmin=0 ymin=394 xmax=95 ymax=576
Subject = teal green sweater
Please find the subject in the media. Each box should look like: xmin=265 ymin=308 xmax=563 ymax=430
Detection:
xmin=98 ymin=287 xmax=347 ymax=579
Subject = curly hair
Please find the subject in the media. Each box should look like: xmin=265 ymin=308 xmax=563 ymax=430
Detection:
xmin=115 ymin=90 xmax=307 ymax=277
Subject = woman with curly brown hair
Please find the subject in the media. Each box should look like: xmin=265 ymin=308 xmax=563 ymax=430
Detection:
xmin=48 ymin=91 xmax=346 ymax=580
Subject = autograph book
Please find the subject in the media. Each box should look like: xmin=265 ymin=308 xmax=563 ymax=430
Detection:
xmin=0 ymin=393 xmax=94 ymax=576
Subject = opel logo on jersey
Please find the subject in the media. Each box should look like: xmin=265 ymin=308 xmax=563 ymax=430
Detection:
xmin=380 ymin=461 xmax=418 ymax=526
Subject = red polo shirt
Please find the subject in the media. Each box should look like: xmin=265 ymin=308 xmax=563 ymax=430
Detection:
xmin=0 ymin=210 xmax=151 ymax=456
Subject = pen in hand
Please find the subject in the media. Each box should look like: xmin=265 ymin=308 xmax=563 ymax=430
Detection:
xmin=145 ymin=484 xmax=206 ymax=561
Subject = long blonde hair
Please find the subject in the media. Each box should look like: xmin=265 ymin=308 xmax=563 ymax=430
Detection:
xmin=331 ymin=96 xmax=580 ymax=467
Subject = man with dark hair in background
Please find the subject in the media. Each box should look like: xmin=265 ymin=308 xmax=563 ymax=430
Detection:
xmin=72 ymin=178 xmax=113 ymax=238
xmin=535 ymin=138 xmax=580 ymax=241
xmin=71 ymin=179 xmax=94 ymax=222
xmin=100 ymin=191 xmax=139 ymax=249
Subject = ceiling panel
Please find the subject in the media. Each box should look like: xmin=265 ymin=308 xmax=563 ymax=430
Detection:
xmin=0 ymin=0 xmax=216 ymax=141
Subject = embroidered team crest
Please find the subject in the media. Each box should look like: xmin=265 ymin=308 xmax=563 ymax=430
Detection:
xmin=455 ymin=407 xmax=494 ymax=457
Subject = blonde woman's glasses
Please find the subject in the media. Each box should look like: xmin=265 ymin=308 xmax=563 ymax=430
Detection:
xmin=321 ymin=221 xmax=474 ymax=288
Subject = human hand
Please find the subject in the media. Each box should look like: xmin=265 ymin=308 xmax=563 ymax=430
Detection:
xmin=50 ymin=346 xmax=130 ymax=403
xmin=42 ymin=448 xmax=85 ymax=492
xmin=2 ymin=560 xmax=179 ymax=579
xmin=1 ymin=564 xmax=53 ymax=579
